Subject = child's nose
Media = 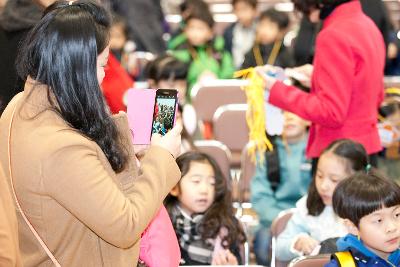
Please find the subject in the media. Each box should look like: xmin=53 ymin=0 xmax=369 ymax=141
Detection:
xmin=386 ymin=219 xmax=398 ymax=233
xmin=199 ymin=181 xmax=209 ymax=193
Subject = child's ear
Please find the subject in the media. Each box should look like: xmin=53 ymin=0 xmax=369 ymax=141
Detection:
xmin=170 ymin=185 xmax=180 ymax=197
xmin=343 ymin=219 xmax=360 ymax=236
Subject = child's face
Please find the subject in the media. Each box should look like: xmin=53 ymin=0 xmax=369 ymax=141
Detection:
xmin=315 ymin=152 xmax=351 ymax=206
xmin=354 ymin=205 xmax=400 ymax=259
xmin=283 ymin=112 xmax=308 ymax=142
xmin=256 ymin=18 xmax=281 ymax=45
xmin=185 ymin=18 xmax=213 ymax=46
xmin=175 ymin=161 xmax=216 ymax=215
xmin=233 ymin=1 xmax=257 ymax=27
xmin=109 ymin=23 xmax=127 ymax=51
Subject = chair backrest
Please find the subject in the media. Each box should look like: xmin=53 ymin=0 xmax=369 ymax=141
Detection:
xmin=384 ymin=76 xmax=400 ymax=88
xmin=213 ymin=104 xmax=248 ymax=152
xmin=191 ymin=79 xmax=248 ymax=123
xmin=194 ymin=140 xmax=232 ymax=181
xmin=288 ymin=254 xmax=331 ymax=267
xmin=212 ymin=104 xmax=248 ymax=167
xmin=239 ymin=142 xmax=257 ymax=202
xmin=270 ymin=208 xmax=296 ymax=267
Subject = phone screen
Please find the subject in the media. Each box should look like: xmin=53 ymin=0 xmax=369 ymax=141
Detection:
xmin=151 ymin=90 xmax=177 ymax=136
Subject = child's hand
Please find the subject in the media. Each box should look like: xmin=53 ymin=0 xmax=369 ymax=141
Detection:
xmin=198 ymin=70 xmax=217 ymax=83
xmin=255 ymin=65 xmax=279 ymax=91
xmin=294 ymin=235 xmax=320 ymax=255
xmin=211 ymin=249 xmax=238 ymax=265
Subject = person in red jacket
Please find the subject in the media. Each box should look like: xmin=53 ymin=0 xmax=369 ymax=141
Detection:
xmin=261 ymin=0 xmax=385 ymax=168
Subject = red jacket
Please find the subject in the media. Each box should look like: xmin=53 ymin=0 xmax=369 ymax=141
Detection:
xmin=269 ymin=1 xmax=385 ymax=158
xmin=101 ymin=53 xmax=134 ymax=114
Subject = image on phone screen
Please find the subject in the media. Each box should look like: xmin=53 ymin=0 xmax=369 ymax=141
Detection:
xmin=151 ymin=90 xmax=177 ymax=135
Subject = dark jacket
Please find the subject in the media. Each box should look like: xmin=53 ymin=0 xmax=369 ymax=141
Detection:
xmin=241 ymin=42 xmax=294 ymax=69
xmin=325 ymin=234 xmax=400 ymax=267
xmin=0 ymin=0 xmax=44 ymax=114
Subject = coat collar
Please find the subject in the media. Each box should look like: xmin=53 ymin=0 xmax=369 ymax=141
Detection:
xmin=323 ymin=1 xmax=361 ymax=28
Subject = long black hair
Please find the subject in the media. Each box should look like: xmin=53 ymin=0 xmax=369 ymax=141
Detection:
xmin=16 ymin=0 xmax=128 ymax=172
xmin=165 ymin=151 xmax=246 ymax=248
xmin=307 ymin=139 xmax=368 ymax=216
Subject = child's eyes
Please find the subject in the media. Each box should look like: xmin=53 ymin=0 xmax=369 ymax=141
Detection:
xmin=395 ymin=212 xmax=400 ymax=218
xmin=374 ymin=219 xmax=382 ymax=224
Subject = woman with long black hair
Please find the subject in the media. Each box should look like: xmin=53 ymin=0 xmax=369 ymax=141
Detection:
xmin=0 ymin=1 xmax=182 ymax=266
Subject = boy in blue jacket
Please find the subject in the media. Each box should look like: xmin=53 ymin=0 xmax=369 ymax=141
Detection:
xmin=325 ymin=172 xmax=400 ymax=267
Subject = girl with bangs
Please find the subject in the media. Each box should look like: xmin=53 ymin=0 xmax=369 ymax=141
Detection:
xmin=165 ymin=151 xmax=246 ymax=265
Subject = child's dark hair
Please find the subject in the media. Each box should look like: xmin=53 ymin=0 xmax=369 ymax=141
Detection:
xmin=232 ymin=0 xmax=257 ymax=9
xmin=185 ymin=6 xmax=214 ymax=29
xmin=379 ymin=89 xmax=400 ymax=119
xmin=165 ymin=151 xmax=246 ymax=248
xmin=180 ymin=0 xmax=209 ymax=14
xmin=307 ymin=139 xmax=368 ymax=216
xmin=333 ymin=172 xmax=400 ymax=227
xmin=259 ymin=8 xmax=290 ymax=30
xmin=145 ymin=54 xmax=188 ymax=83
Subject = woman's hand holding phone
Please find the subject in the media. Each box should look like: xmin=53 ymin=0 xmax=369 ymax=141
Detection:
xmin=151 ymin=123 xmax=182 ymax=158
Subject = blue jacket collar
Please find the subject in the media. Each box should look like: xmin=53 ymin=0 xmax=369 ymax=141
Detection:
xmin=337 ymin=234 xmax=400 ymax=265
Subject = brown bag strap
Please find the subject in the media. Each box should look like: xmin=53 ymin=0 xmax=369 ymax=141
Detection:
xmin=7 ymin=99 xmax=62 ymax=267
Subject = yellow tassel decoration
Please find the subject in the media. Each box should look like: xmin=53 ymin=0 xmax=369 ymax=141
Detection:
xmin=234 ymin=68 xmax=273 ymax=163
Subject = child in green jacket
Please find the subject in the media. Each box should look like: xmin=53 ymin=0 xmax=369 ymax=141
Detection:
xmin=168 ymin=8 xmax=234 ymax=100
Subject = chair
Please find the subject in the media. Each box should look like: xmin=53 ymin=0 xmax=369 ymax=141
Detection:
xmin=270 ymin=208 xmax=296 ymax=267
xmin=191 ymin=79 xmax=248 ymax=138
xmin=384 ymin=76 xmax=400 ymax=88
xmin=212 ymin=104 xmax=248 ymax=167
xmin=239 ymin=142 xmax=257 ymax=203
xmin=194 ymin=140 xmax=232 ymax=181
xmin=288 ymin=254 xmax=331 ymax=267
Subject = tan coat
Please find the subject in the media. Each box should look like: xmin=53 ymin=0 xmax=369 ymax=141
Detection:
xmin=0 ymin=164 xmax=22 ymax=266
xmin=0 ymin=79 xmax=181 ymax=266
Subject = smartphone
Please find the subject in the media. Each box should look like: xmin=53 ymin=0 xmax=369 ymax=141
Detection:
xmin=151 ymin=89 xmax=178 ymax=136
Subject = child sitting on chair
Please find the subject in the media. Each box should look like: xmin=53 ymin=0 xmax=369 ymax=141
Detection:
xmin=325 ymin=172 xmax=400 ymax=267
xmin=276 ymin=139 xmax=369 ymax=261
xmin=165 ymin=151 xmax=246 ymax=265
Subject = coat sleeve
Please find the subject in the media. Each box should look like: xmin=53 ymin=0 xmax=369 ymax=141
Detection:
xmin=0 ymin=164 xmax=21 ymax=267
xmin=269 ymin=30 xmax=354 ymax=128
xmin=250 ymin=157 xmax=283 ymax=227
xmin=0 ymin=198 xmax=19 ymax=266
xmin=42 ymin=140 xmax=180 ymax=249
xmin=275 ymin=209 xmax=309 ymax=261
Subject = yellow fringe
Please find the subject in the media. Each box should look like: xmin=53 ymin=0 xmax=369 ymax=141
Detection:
xmin=234 ymin=68 xmax=273 ymax=163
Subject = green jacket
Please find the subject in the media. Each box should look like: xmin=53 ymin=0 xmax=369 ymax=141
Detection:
xmin=168 ymin=33 xmax=235 ymax=99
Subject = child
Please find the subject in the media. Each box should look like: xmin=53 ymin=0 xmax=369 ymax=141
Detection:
xmin=251 ymin=112 xmax=312 ymax=265
xmin=242 ymin=8 xmax=294 ymax=69
xmin=276 ymin=139 xmax=369 ymax=261
xmin=168 ymin=8 xmax=235 ymax=99
xmin=223 ymin=0 xmax=258 ymax=68
xmin=146 ymin=54 xmax=189 ymax=105
xmin=165 ymin=151 xmax=246 ymax=265
xmin=145 ymin=54 xmax=197 ymax=153
xmin=325 ymin=172 xmax=400 ymax=266
xmin=109 ymin=15 xmax=137 ymax=77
